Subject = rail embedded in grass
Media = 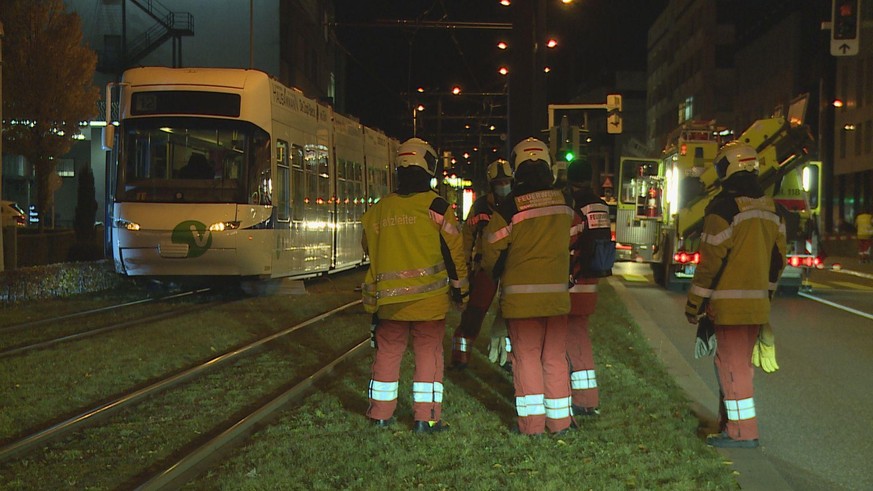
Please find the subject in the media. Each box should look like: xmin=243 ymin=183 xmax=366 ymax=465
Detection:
xmin=0 ymin=299 xmax=362 ymax=463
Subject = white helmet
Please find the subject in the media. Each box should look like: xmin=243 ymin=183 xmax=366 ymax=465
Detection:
xmin=396 ymin=137 xmax=438 ymax=176
xmin=511 ymin=137 xmax=551 ymax=171
xmin=486 ymin=159 xmax=513 ymax=182
xmin=714 ymin=141 xmax=759 ymax=181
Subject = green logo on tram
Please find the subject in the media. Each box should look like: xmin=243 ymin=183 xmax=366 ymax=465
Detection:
xmin=172 ymin=220 xmax=212 ymax=258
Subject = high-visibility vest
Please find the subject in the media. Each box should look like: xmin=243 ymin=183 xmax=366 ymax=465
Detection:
xmin=362 ymin=191 xmax=467 ymax=315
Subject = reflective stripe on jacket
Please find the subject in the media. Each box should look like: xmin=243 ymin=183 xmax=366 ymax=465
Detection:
xmin=362 ymin=191 xmax=468 ymax=319
xmin=482 ymin=189 xmax=573 ymax=319
xmin=570 ymin=187 xmax=613 ymax=280
xmin=686 ymin=194 xmax=786 ymax=325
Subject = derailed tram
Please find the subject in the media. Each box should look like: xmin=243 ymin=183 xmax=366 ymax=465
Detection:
xmin=102 ymin=67 xmax=396 ymax=288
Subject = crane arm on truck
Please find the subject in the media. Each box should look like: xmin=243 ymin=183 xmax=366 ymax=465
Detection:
xmin=675 ymin=117 xmax=816 ymax=242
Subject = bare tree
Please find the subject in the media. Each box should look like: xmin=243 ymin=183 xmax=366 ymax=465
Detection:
xmin=1 ymin=0 xmax=99 ymax=231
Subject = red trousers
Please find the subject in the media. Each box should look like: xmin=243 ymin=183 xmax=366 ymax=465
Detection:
xmin=567 ymin=284 xmax=599 ymax=409
xmin=714 ymin=324 xmax=760 ymax=440
xmin=859 ymin=238 xmax=872 ymax=259
xmin=451 ymin=269 xmax=498 ymax=364
xmin=367 ymin=319 xmax=445 ymax=422
xmin=507 ymin=316 xmax=572 ymax=435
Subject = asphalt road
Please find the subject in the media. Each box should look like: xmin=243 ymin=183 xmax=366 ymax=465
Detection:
xmin=611 ymin=261 xmax=873 ymax=491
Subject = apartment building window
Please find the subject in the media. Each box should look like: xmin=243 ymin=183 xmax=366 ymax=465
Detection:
xmin=56 ymin=159 xmax=75 ymax=178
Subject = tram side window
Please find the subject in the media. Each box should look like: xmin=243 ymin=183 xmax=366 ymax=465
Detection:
xmin=249 ymin=132 xmax=271 ymax=205
xmin=291 ymin=144 xmax=305 ymax=220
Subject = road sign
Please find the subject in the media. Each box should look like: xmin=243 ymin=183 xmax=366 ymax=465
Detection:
xmin=831 ymin=0 xmax=860 ymax=56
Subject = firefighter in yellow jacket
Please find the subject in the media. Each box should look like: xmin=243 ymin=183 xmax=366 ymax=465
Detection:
xmin=482 ymin=137 xmax=575 ymax=436
xmin=450 ymin=159 xmax=513 ymax=368
xmin=362 ymin=137 xmax=469 ymax=434
xmin=685 ymin=141 xmax=787 ymax=448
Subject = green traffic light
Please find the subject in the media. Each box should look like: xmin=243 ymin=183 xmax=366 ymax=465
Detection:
xmin=564 ymin=151 xmax=575 ymax=162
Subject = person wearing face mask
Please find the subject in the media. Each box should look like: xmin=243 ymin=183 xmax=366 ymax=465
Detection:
xmin=449 ymin=159 xmax=514 ymax=369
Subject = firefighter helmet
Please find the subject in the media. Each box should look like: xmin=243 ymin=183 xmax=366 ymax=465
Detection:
xmin=511 ymin=137 xmax=552 ymax=171
xmin=396 ymin=137 xmax=438 ymax=176
xmin=486 ymin=159 xmax=513 ymax=182
xmin=714 ymin=141 xmax=759 ymax=181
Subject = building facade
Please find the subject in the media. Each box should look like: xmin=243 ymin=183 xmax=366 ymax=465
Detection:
xmin=2 ymin=0 xmax=339 ymax=230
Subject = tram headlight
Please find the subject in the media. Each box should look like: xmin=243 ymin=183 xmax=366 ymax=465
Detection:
xmin=208 ymin=221 xmax=240 ymax=232
xmin=115 ymin=218 xmax=141 ymax=231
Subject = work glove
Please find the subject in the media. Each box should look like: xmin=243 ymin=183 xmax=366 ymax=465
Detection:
xmin=751 ymin=323 xmax=779 ymax=373
xmin=487 ymin=309 xmax=511 ymax=366
xmin=693 ymin=316 xmax=716 ymax=359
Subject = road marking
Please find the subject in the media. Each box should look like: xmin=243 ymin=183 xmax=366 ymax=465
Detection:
xmin=806 ymin=281 xmax=832 ymax=290
xmin=831 ymin=281 xmax=873 ymax=291
xmin=798 ymin=291 xmax=873 ymax=321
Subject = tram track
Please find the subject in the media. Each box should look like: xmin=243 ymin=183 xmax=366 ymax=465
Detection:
xmin=0 ymin=288 xmax=212 ymax=334
xmin=136 ymin=336 xmax=369 ymax=490
xmin=0 ymin=294 xmax=368 ymax=489
xmin=0 ymin=299 xmax=222 ymax=359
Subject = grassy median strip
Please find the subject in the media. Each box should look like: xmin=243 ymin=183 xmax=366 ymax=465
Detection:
xmin=0 ymin=273 xmax=369 ymax=489
xmin=186 ymin=281 xmax=738 ymax=490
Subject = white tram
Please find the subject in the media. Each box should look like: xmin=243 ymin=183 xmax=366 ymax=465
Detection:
xmin=102 ymin=67 xmax=396 ymax=284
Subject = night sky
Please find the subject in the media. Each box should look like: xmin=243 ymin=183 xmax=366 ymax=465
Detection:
xmin=333 ymin=1 xmax=667 ymax=151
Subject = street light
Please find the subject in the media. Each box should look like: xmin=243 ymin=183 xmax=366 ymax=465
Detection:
xmin=413 ymin=104 xmax=425 ymax=136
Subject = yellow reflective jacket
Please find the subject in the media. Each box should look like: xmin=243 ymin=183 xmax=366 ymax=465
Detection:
xmin=481 ymin=188 xmax=574 ymax=319
xmin=686 ymin=188 xmax=787 ymax=326
xmin=361 ymin=191 xmax=468 ymax=320
xmin=856 ymin=212 xmax=873 ymax=239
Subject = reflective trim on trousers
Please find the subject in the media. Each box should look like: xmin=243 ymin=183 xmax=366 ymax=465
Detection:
xmin=725 ymin=397 xmax=756 ymax=421
xmin=544 ymin=396 xmax=572 ymax=419
xmin=413 ymin=381 xmax=444 ymax=403
xmin=515 ymin=393 xmax=546 ymax=417
xmin=369 ymin=380 xmax=399 ymax=402
xmin=571 ymin=369 xmax=597 ymax=390
xmin=453 ymin=336 xmax=470 ymax=353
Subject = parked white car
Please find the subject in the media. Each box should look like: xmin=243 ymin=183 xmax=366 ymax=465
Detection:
xmin=1 ymin=200 xmax=27 ymax=228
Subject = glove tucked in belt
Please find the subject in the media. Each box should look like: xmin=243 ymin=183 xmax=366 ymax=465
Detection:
xmin=693 ymin=316 xmax=716 ymax=359
xmin=751 ymin=323 xmax=779 ymax=373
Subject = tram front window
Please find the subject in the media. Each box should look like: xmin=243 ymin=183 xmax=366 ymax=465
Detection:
xmin=116 ymin=118 xmax=265 ymax=204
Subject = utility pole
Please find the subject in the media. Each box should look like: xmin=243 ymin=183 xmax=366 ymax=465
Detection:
xmin=1 ymin=21 xmax=5 ymax=272
xmin=509 ymin=0 xmax=547 ymax=149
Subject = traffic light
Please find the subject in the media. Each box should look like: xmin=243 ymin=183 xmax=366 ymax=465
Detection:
xmin=833 ymin=0 xmax=860 ymax=40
